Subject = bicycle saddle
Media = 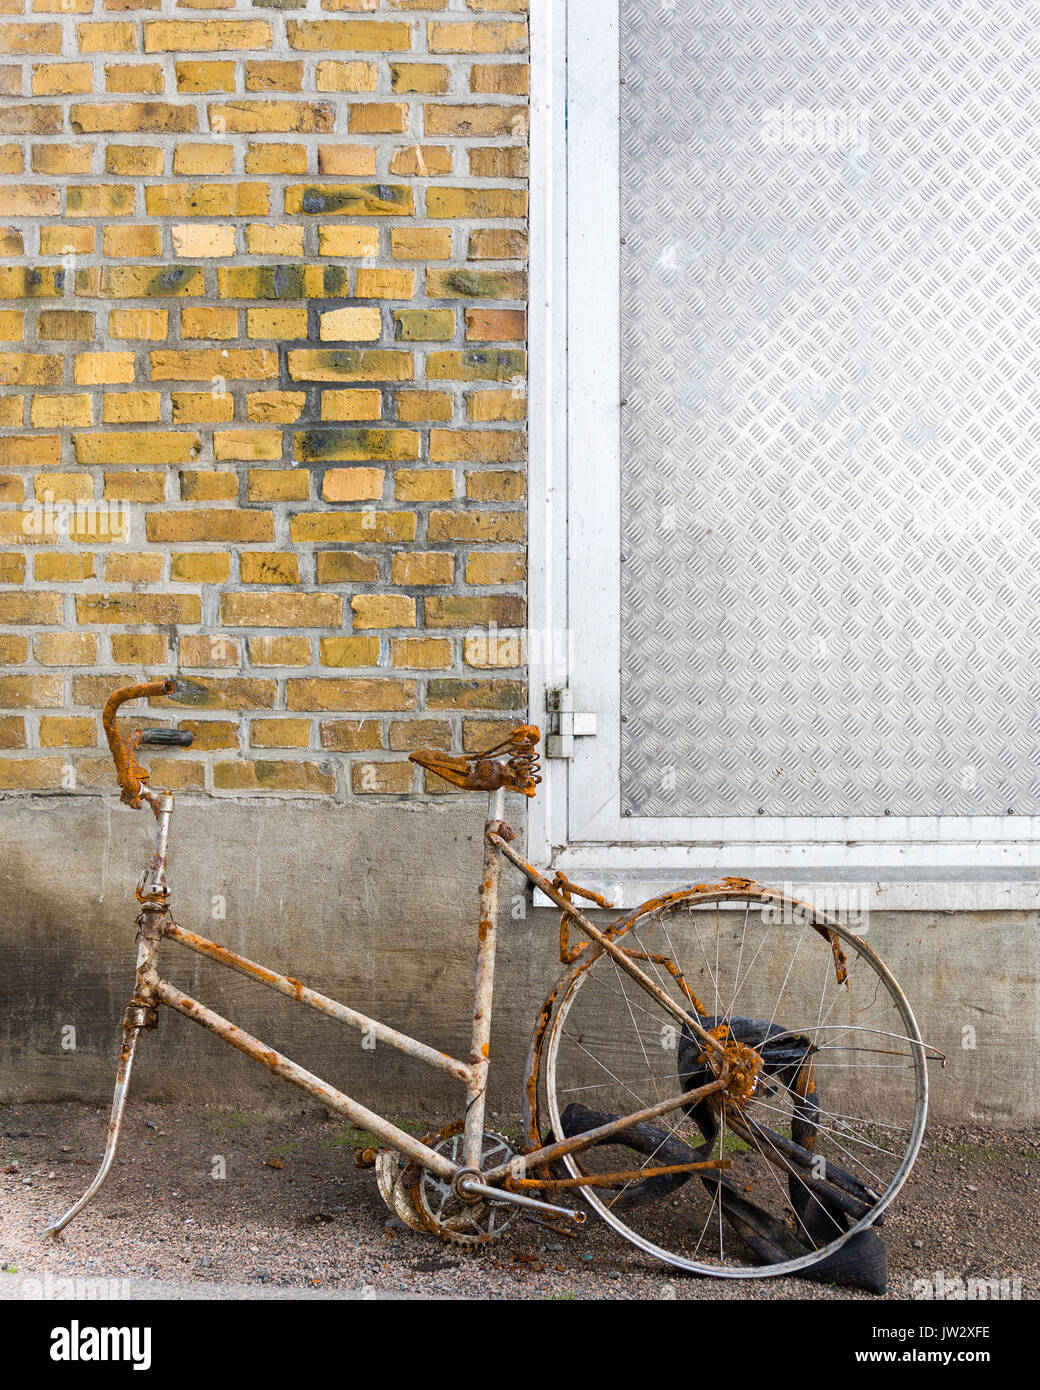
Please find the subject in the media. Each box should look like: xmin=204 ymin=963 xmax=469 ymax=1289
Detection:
xmin=410 ymin=726 xmax=541 ymax=797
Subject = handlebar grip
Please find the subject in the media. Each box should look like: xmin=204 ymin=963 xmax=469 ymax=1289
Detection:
xmin=139 ymin=729 xmax=194 ymax=748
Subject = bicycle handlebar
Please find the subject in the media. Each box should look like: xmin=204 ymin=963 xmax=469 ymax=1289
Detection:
xmin=102 ymin=679 xmax=184 ymax=809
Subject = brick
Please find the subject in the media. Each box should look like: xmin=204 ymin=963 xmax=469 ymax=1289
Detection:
xmin=468 ymin=226 xmax=526 ymax=260
xmin=466 ymin=468 xmax=525 ymax=501
xmin=394 ymin=469 xmax=454 ymax=502
xmin=245 ymin=60 xmax=304 ymax=92
xmin=319 ymin=306 xmax=382 ymax=341
xmin=468 ymin=145 xmax=527 ymax=178
xmin=30 ymin=395 xmax=92 ymax=428
xmin=245 ymin=223 xmax=304 ymax=255
xmin=0 ymin=184 xmax=59 ymax=215
xmin=174 ymin=143 xmax=234 ymax=175
xmin=286 ymin=20 xmax=412 ymax=52
xmin=316 ymin=145 xmax=376 ymax=176
xmin=320 ymin=389 xmax=381 ymax=421
xmin=105 ymin=145 xmax=164 ymax=176
xmin=319 ymin=720 xmax=382 ymax=752
xmin=0 ymin=716 xmax=26 ymax=749
xmin=0 ymin=757 xmax=65 ymax=789
xmin=249 ymin=635 xmax=311 ymax=667
xmin=351 ymin=594 xmax=415 ymax=629
xmin=34 ymin=554 xmax=94 ymax=582
xmin=220 ymin=592 xmax=341 ymax=627
xmin=428 ymin=20 xmax=526 ymax=52
xmin=106 ymin=62 xmax=164 ymax=94
xmin=75 ymin=594 xmax=201 ymax=625
xmin=356 ymin=267 xmax=414 ymax=299
xmin=172 ymin=392 xmax=235 ymax=423
xmin=0 ymin=675 xmax=63 ymax=707
xmin=0 ymin=353 xmax=61 ymax=385
xmin=430 ymin=428 xmax=525 ymax=462
xmin=74 ymin=432 xmax=200 ymax=466
xmin=350 ymin=102 xmax=408 ymax=135
xmin=0 ymin=105 xmax=62 ymax=135
xmin=182 ymin=306 xmax=238 ymax=340
xmin=210 ymin=101 xmax=334 ymax=134
xmin=150 ymin=677 xmax=277 ymax=711
xmin=352 ymin=761 xmax=414 ymax=795
xmin=431 ymin=596 xmax=526 ymax=631
xmin=151 ymin=348 xmax=277 ymax=380
xmin=179 ymin=634 xmax=241 ymax=669
xmin=319 ymin=636 xmax=379 ymax=668
xmin=390 ymin=638 xmax=452 ymax=669
xmin=316 ymin=60 xmax=378 ymax=93
xmin=172 ymin=224 xmax=237 ymax=257
xmin=176 ymin=61 xmax=235 ymax=93
xmin=317 ymin=225 xmax=379 ymax=256
xmin=302 ymin=431 xmax=416 ymax=465
xmin=250 ymin=719 xmax=310 ymax=749
xmin=465 ymin=550 xmax=524 ymax=585
xmin=245 ymin=143 xmax=308 ymax=176
xmin=145 ymin=21 xmax=274 ymax=52
xmin=427 ymin=509 xmax=524 ymax=542
xmin=0 ymin=472 xmax=23 ymax=501
xmin=391 ymin=62 xmax=449 ymax=95
xmin=170 ymin=552 xmax=231 ymax=583
xmin=213 ymin=430 xmax=282 ymax=462
xmin=0 ymin=434 xmax=59 ymax=467
xmin=287 ymin=678 xmax=416 ymax=712
xmin=427 ymin=268 xmax=526 ymax=299
xmin=247 ymin=469 xmax=309 ymax=502
xmin=69 ymin=104 xmax=198 ymax=134
xmin=109 ymin=309 xmax=169 ymax=339
xmin=217 ymin=264 xmax=323 ymax=298
xmin=466 ymin=308 xmax=526 ymax=341
xmin=394 ymin=309 xmax=453 ymax=341
xmin=0 ymin=635 xmax=27 ymax=664
xmin=0 ymin=267 xmax=63 ymax=297
xmin=102 ymin=225 xmax=162 ymax=257
xmin=105 ymin=552 xmax=163 ymax=582
xmin=427 ymin=187 xmax=526 ymax=219
xmin=427 ymin=678 xmax=525 ymax=711
xmin=33 ymin=143 xmax=92 ymax=175
xmin=214 ymin=760 xmax=336 ymax=795
xmin=0 ymin=144 xmax=21 ymax=173
xmin=315 ymin=551 xmax=378 ymax=584
xmin=286 ymin=349 xmax=412 ymax=382
xmin=110 ymin=634 xmax=168 ymax=664
xmin=100 ymin=266 xmax=200 ymax=296
xmin=425 ymin=105 xmax=526 ymax=138
xmin=146 ymin=183 xmax=269 ymax=216
xmin=471 ymin=62 xmax=529 ymax=95
xmin=146 ymin=510 xmax=275 ymax=543
xmin=39 ymin=716 xmax=96 ymax=747
xmin=391 ymin=552 xmax=454 ymax=586
xmin=240 ymin=551 xmax=299 ymax=584
xmin=284 ymin=183 xmax=413 ymax=216
xmin=247 ymin=390 xmax=305 ymax=424
xmin=247 ymin=307 xmax=307 ymax=338
xmin=391 ymin=227 xmax=452 ymax=260
xmin=78 ymin=22 xmax=136 ymax=53
xmin=180 ymin=469 xmax=238 ymax=501
xmin=0 ymin=24 xmax=62 ymax=54
xmin=466 ymin=387 xmax=526 ymax=421
xmin=290 ymin=510 xmax=417 ymax=545
xmin=73 ymin=352 xmax=135 ymax=385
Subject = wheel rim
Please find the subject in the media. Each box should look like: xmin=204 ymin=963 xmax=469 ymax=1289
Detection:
xmin=542 ymin=884 xmax=928 ymax=1278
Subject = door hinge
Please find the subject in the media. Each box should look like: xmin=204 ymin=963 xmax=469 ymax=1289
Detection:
xmin=545 ymin=687 xmax=597 ymax=759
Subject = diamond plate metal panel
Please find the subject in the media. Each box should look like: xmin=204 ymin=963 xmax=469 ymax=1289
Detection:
xmin=619 ymin=0 xmax=1040 ymax=818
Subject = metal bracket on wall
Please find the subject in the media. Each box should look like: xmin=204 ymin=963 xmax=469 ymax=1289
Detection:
xmin=545 ymin=687 xmax=597 ymax=760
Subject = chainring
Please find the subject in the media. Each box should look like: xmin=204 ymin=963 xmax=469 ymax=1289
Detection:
xmin=406 ymin=1121 xmax=519 ymax=1247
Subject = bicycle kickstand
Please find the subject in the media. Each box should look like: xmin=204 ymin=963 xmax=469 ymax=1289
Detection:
xmin=41 ymin=792 xmax=172 ymax=1241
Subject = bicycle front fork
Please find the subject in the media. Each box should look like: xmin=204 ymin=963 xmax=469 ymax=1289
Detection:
xmin=42 ymin=791 xmax=174 ymax=1240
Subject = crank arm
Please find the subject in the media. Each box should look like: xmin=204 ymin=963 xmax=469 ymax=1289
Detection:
xmin=456 ymin=1175 xmax=586 ymax=1226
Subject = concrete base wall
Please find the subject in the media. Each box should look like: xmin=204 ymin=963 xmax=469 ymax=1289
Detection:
xmin=2 ymin=796 xmax=1038 ymax=1128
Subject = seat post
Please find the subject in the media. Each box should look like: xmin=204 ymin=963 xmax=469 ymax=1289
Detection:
xmin=463 ymin=786 xmax=506 ymax=1169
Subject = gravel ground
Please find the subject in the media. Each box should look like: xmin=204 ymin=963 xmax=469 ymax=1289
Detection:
xmin=2 ymin=1101 xmax=1038 ymax=1301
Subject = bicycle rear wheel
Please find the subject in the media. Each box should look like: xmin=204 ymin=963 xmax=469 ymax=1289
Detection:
xmin=538 ymin=881 xmax=928 ymax=1278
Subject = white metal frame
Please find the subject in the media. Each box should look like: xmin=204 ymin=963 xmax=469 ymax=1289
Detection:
xmin=527 ymin=0 xmax=1040 ymax=909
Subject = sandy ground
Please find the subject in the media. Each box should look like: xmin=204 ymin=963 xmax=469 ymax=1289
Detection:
xmin=2 ymin=1101 xmax=1038 ymax=1301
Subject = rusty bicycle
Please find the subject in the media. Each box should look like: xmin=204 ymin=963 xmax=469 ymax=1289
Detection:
xmin=43 ymin=677 xmax=937 ymax=1286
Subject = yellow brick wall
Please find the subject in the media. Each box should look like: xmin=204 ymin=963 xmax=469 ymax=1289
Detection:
xmin=0 ymin=0 xmax=528 ymax=798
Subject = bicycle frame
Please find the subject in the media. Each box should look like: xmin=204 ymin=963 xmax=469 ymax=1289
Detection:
xmin=45 ymin=776 xmax=733 ymax=1240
